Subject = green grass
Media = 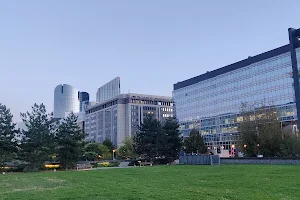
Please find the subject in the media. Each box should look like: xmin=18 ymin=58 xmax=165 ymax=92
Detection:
xmin=0 ymin=165 xmax=299 ymax=200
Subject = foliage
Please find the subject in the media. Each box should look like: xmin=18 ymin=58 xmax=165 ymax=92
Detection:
xmin=84 ymin=151 xmax=99 ymax=161
xmin=133 ymin=115 xmax=182 ymax=162
xmin=83 ymin=142 xmax=112 ymax=160
xmin=280 ymin=130 xmax=300 ymax=157
xmin=19 ymin=103 xmax=54 ymax=171
xmin=85 ymin=143 xmax=101 ymax=154
xmin=0 ymin=103 xmax=18 ymax=171
xmin=183 ymin=129 xmax=207 ymax=154
xmin=102 ymin=139 xmax=114 ymax=152
xmin=161 ymin=118 xmax=182 ymax=162
xmin=44 ymin=164 xmax=60 ymax=170
xmin=118 ymin=137 xmax=136 ymax=159
xmin=95 ymin=161 xmax=120 ymax=168
xmin=85 ymin=143 xmax=112 ymax=161
xmin=84 ymin=143 xmax=102 ymax=161
xmin=99 ymin=144 xmax=112 ymax=159
xmin=133 ymin=114 xmax=162 ymax=161
xmin=55 ymin=113 xmax=85 ymax=170
xmin=239 ymin=103 xmax=300 ymax=157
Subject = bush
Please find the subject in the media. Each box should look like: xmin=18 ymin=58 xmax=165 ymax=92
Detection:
xmin=95 ymin=161 xmax=120 ymax=168
xmin=109 ymin=162 xmax=120 ymax=167
xmin=0 ymin=166 xmax=24 ymax=173
xmin=44 ymin=164 xmax=60 ymax=170
xmin=153 ymin=158 xmax=169 ymax=165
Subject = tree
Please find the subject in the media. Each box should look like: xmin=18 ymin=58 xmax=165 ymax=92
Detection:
xmin=280 ymin=131 xmax=300 ymax=157
xmin=19 ymin=103 xmax=54 ymax=171
xmin=239 ymin=103 xmax=286 ymax=157
xmin=161 ymin=118 xmax=182 ymax=162
xmin=183 ymin=129 xmax=207 ymax=154
xmin=118 ymin=137 xmax=136 ymax=159
xmin=84 ymin=151 xmax=98 ymax=161
xmin=133 ymin=115 xmax=162 ymax=161
xmin=56 ymin=113 xmax=85 ymax=170
xmin=102 ymin=139 xmax=114 ymax=152
xmin=0 ymin=103 xmax=18 ymax=171
xmin=84 ymin=143 xmax=111 ymax=161
xmin=99 ymin=144 xmax=111 ymax=159
xmin=133 ymin=115 xmax=182 ymax=162
xmin=85 ymin=143 xmax=101 ymax=153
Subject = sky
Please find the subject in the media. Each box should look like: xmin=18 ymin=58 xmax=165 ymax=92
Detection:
xmin=1 ymin=0 xmax=300 ymax=122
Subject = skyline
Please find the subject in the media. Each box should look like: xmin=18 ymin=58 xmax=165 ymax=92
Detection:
xmin=1 ymin=0 xmax=300 ymax=122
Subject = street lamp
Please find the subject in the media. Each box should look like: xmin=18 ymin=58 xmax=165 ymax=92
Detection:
xmin=112 ymin=149 xmax=116 ymax=160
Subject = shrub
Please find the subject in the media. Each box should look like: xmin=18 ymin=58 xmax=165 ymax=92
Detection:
xmin=96 ymin=161 xmax=120 ymax=168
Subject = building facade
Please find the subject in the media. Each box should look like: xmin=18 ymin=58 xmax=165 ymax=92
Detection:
xmin=54 ymin=84 xmax=80 ymax=119
xmin=79 ymin=92 xmax=89 ymax=112
xmin=173 ymin=28 xmax=300 ymax=153
xmin=85 ymin=93 xmax=173 ymax=148
xmin=96 ymin=77 xmax=121 ymax=103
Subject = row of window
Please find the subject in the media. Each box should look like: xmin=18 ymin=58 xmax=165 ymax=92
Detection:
xmin=130 ymin=99 xmax=173 ymax=106
xmin=161 ymin=107 xmax=173 ymax=112
xmin=86 ymin=101 xmax=118 ymax=114
xmin=163 ymin=114 xmax=173 ymax=118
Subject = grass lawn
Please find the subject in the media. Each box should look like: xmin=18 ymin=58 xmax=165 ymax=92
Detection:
xmin=0 ymin=165 xmax=300 ymax=200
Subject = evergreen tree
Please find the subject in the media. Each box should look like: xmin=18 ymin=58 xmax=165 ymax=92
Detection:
xmin=133 ymin=115 xmax=162 ymax=161
xmin=56 ymin=113 xmax=85 ymax=170
xmin=0 ymin=103 xmax=17 ymax=171
xmin=184 ymin=129 xmax=207 ymax=154
xmin=20 ymin=103 xmax=54 ymax=171
xmin=161 ymin=118 xmax=182 ymax=162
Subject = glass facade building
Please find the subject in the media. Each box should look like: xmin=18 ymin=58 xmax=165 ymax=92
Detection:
xmin=79 ymin=92 xmax=89 ymax=112
xmin=96 ymin=77 xmax=121 ymax=103
xmin=54 ymin=84 xmax=80 ymax=119
xmin=173 ymin=28 xmax=300 ymax=151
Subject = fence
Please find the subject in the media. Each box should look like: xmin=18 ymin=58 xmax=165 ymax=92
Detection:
xmin=221 ymin=157 xmax=300 ymax=165
xmin=179 ymin=154 xmax=220 ymax=165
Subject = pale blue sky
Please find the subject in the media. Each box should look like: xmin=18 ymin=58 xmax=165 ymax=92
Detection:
xmin=1 ymin=0 xmax=300 ymax=121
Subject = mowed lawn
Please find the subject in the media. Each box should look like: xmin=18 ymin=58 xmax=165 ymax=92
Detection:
xmin=1 ymin=165 xmax=300 ymax=200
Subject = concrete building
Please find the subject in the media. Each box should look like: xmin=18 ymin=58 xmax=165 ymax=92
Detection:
xmin=85 ymin=93 xmax=173 ymax=148
xmin=96 ymin=77 xmax=120 ymax=103
xmin=173 ymin=27 xmax=300 ymax=154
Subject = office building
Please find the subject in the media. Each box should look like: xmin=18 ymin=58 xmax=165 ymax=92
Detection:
xmin=54 ymin=84 xmax=80 ymax=118
xmin=79 ymin=92 xmax=90 ymax=112
xmin=173 ymin=28 xmax=300 ymax=152
xmin=96 ymin=77 xmax=121 ymax=103
xmin=85 ymin=93 xmax=173 ymax=148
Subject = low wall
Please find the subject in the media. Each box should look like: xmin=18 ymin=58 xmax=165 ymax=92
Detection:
xmin=179 ymin=155 xmax=220 ymax=165
xmin=221 ymin=157 xmax=300 ymax=165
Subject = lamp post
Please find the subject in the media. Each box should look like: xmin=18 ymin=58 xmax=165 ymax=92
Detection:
xmin=112 ymin=149 xmax=116 ymax=161
xmin=243 ymin=144 xmax=247 ymax=156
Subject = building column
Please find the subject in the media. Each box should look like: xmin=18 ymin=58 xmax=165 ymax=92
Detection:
xmin=288 ymin=28 xmax=300 ymax=129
